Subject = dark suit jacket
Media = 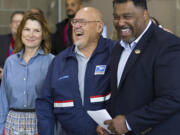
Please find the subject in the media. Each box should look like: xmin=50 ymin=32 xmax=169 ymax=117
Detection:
xmin=51 ymin=18 xmax=73 ymax=55
xmin=108 ymin=23 xmax=180 ymax=135
xmin=0 ymin=34 xmax=11 ymax=67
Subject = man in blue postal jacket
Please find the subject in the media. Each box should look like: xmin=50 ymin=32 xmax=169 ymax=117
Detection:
xmin=36 ymin=7 xmax=117 ymax=135
xmin=97 ymin=0 xmax=180 ymax=135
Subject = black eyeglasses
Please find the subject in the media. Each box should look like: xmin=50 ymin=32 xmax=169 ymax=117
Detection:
xmin=71 ymin=19 xmax=100 ymax=26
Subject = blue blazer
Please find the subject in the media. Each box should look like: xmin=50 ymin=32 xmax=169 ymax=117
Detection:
xmin=108 ymin=23 xmax=180 ymax=135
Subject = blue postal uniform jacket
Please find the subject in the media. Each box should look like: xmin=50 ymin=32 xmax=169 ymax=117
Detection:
xmin=36 ymin=36 xmax=118 ymax=135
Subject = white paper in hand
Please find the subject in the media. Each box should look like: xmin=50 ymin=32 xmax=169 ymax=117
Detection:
xmin=87 ymin=109 xmax=115 ymax=134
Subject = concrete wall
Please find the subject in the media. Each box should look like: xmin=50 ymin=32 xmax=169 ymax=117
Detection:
xmin=0 ymin=0 xmax=58 ymax=35
xmin=176 ymin=0 xmax=180 ymax=36
xmin=147 ymin=0 xmax=176 ymax=34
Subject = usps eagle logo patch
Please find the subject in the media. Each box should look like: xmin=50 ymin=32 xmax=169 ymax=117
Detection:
xmin=94 ymin=65 xmax=106 ymax=75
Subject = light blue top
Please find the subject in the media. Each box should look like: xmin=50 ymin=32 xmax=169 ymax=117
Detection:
xmin=0 ymin=48 xmax=54 ymax=134
xmin=75 ymin=46 xmax=90 ymax=105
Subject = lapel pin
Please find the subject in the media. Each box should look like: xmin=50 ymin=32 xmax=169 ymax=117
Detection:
xmin=135 ymin=49 xmax=141 ymax=54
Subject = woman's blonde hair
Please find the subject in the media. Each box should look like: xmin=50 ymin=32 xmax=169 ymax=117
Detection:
xmin=15 ymin=11 xmax=51 ymax=54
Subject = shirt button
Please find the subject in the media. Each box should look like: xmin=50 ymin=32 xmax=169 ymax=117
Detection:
xmin=24 ymin=78 xmax=26 ymax=81
xmin=24 ymin=105 xmax=26 ymax=107
xmin=24 ymin=91 xmax=26 ymax=94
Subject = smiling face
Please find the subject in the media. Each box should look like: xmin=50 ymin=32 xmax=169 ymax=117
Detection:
xmin=21 ymin=19 xmax=42 ymax=50
xmin=72 ymin=7 xmax=103 ymax=50
xmin=113 ymin=1 xmax=149 ymax=43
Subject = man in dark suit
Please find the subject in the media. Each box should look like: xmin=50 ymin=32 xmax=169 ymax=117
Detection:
xmin=0 ymin=11 xmax=24 ymax=81
xmin=0 ymin=34 xmax=11 ymax=68
xmin=97 ymin=0 xmax=180 ymax=135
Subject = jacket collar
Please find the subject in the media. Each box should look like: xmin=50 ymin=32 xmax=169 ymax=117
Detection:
xmin=16 ymin=47 xmax=44 ymax=60
xmin=65 ymin=36 xmax=111 ymax=59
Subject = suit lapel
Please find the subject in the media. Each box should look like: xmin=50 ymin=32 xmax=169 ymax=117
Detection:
xmin=118 ymin=23 xmax=154 ymax=89
xmin=110 ymin=44 xmax=123 ymax=91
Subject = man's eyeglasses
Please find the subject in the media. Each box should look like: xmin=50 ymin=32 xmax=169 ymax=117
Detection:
xmin=71 ymin=19 xmax=100 ymax=26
